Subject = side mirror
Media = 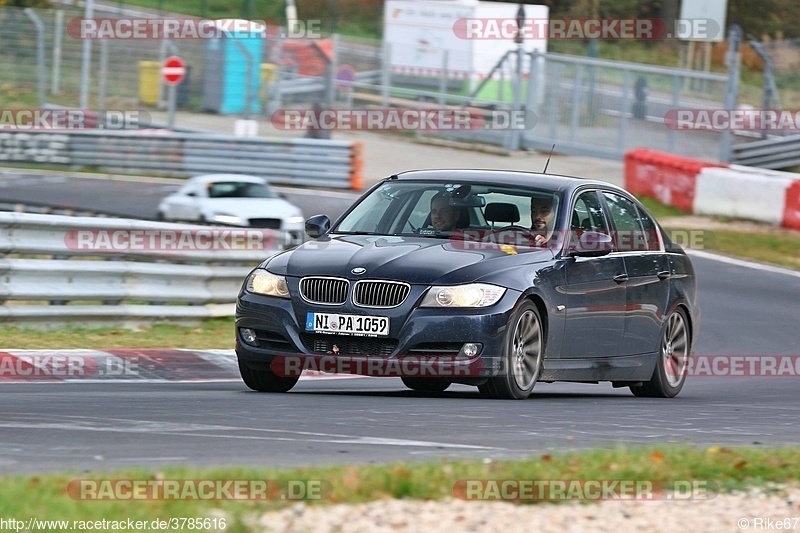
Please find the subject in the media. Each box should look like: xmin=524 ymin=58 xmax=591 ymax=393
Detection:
xmin=305 ymin=214 xmax=331 ymax=239
xmin=569 ymin=231 xmax=614 ymax=257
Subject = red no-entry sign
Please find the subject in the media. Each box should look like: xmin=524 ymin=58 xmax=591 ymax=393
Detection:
xmin=162 ymin=56 xmax=186 ymax=86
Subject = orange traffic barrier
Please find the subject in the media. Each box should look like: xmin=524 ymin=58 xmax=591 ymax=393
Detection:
xmin=350 ymin=141 xmax=364 ymax=191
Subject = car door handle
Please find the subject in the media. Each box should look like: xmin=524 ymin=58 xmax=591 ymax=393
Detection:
xmin=657 ymin=270 xmax=671 ymax=280
xmin=613 ymin=273 xmax=629 ymax=283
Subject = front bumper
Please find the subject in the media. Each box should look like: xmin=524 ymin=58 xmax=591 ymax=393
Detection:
xmin=235 ymin=285 xmax=522 ymax=379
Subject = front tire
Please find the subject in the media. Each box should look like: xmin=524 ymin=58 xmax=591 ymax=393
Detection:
xmin=401 ymin=376 xmax=450 ymax=392
xmin=479 ymin=300 xmax=544 ymax=400
xmin=630 ymin=308 xmax=691 ymax=398
xmin=238 ymin=360 xmax=299 ymax=392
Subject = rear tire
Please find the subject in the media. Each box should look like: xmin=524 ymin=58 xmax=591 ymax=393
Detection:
xmin=238 ymin=360 xmax=299 ymax=392
xmin=630 ymin=308 xmax=691 ymax=398
xmin=401 ymin=376 xmax=450 ymax=392
xmin=479 ymin=300 xmax=544 ymax=400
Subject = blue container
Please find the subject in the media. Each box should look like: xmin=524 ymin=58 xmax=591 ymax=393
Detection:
xmin=201 ymin=20 xmax=264 ymax=114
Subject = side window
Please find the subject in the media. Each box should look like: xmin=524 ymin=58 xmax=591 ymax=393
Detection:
xmin=569 ymin=191 xmax=608 ymax=250
xmin=637 ymin=205 xmax=662 ymax=251
xmin=602 ymin=192 xmax=648 ymax=252
xmin=572 ymin=191 xmax=608 ymax=232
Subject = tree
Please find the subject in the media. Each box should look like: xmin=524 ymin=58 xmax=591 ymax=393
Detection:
xmin=0 ymin=0 xmax=52 ymax=7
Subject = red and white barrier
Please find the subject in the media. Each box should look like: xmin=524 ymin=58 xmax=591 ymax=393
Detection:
xmin=782 ymin=180 xmax=800 ymax=230
xmin=694 ymin=166 xmax=797 ymax=225
xmin=624 ymin=149 xmax=727 ymax=212
xmin=624 ymin=149 xmax=800 ymax=230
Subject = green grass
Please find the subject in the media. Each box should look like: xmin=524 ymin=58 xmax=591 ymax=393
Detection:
xmin=638 ymin=196 xmax=693 ymax=218
xmin=0 ymin=317 xmax=235 ymax=349
xmin=639 ymin=197 xmax=800 ymax=270
xmin=693 ymin=229 xmax=800 ymax=270
xmin=0 ymin=446 xmax=798 ymax=525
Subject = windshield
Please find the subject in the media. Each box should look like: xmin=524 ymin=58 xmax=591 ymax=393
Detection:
xmin=332 ymin=180 xmax=561 ymax=244
xmin=206 ymin=181 xmax=275 ymax=199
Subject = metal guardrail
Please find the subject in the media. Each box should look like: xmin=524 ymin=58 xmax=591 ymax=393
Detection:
xmin=0 ymin=199 xmax=130 ymax=219
xmin=731 ymin=134 xmax=800 ymax=169
xmin=0 ymin=212 xmax=282 ymax=326
xmin=0 ymin=130 xmax=364 ymax=189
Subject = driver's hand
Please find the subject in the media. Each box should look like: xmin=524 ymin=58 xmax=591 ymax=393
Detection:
xmin=534 ymin=235 xmax=548 ymax=246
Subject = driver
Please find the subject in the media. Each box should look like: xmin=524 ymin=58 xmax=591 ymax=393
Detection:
xmin=430 ymin=192 xmax=461 ymax=232
xmin=530 ymin=195 xmax=555 ymax=246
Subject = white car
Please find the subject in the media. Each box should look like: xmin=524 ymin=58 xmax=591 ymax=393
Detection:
xmin=158 ymin=174 xmax=305 ymax=243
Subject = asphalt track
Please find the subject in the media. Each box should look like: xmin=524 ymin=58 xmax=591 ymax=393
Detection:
xmin=1 ymin=173 xmax=799 ymax=474
xmin=0 ymin=172 xmax=359 ymax=222
xmin=1 ymin=242 xmax=798 ymax=473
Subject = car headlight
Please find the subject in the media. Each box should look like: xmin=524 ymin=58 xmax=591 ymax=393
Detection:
xmin=212 ymin=213 xmax=244 ymax=225
xmin=287 ymin=216 xmax=305 ymax=224
xmin=420 ymin=283 xmax=506 ymax=308
xmin=246 ymin=270 xmax=290 ymax=298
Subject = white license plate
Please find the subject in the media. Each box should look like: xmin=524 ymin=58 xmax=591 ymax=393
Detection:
xmin=305 ymin=312 xmax=389 ymax=337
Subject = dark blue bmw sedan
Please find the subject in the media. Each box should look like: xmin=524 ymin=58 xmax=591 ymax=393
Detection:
xmin=235 ymin=170 xmax=699 ymax=400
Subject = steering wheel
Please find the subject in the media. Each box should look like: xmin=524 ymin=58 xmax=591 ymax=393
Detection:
xmin=495 ymin=224 xmax=529 ymax=232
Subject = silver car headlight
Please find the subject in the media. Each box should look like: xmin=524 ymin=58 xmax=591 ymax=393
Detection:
xmin=246 ymin=270 xmax=290 ymax=298
xmin=420 ymin=283 xmax=506 ymax=308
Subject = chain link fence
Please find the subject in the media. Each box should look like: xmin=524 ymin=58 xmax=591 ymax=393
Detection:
xmin=0 ymin=5 xmax=740 ymax=163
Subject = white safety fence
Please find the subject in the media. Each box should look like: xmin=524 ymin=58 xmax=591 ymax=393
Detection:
xmin=0 ymin=212 xmax=283 ymax=327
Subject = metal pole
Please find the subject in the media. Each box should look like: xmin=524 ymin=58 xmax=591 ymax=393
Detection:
xmin=157 ymin=40 xmax=168 ymax=109
xmin=98 ymin=40 xmax=109 ymax=111
xmin=618 ymin=69 xmax=631 ymax=153
xmin=24 ymin=9 xmax=47 ymax=110
xmin=381 ymin=42 xmax=391 ymax=107
xmin=328 ymin=33 xmax=339 ymax=108
xmin=52 ymin=9 xmax=64 ymax=95
xmin=509 ymin=44 xmax=523 ymax=151
xmin=79 ymin=0 xmax=95 ymax=109
xmin=720 ymin=25 xmax=742 ymax=163
xmin=569 ymin=64 xmax=583 ymax=144
xmin=668 ymin=75 xmax=680 ymax=153
xmin=167 ymin=84 xmax=177 ymax=129
xmin=439 ymin=50 xmax=448 ymax=106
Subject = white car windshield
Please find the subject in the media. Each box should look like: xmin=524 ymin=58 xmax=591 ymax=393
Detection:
xmin=206 ymin=182 xmax=275 ymax=199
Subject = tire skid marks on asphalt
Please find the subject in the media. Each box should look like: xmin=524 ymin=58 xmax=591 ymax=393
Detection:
xmin=0 ymin=349 xmax=360 ymax=382
xmin=0 ymin=414 xmax=497 ymax=450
